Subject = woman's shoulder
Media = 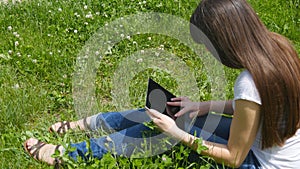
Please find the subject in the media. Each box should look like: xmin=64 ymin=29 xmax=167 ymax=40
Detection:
xmin=234 ymin=70 xmax=261 ymax=105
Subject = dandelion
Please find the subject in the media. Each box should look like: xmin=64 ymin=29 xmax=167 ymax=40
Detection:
xmin=74 ymin=29 xmax=78 ymax=33
xmin=84 ymin=5 xmax=88 ymax=10
xmin=14 ymin=41 xmax=19 ymax=46
xmin=7 ymin=26 xmax=12 ymax=31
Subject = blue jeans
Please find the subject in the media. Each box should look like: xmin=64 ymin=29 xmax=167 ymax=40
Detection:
xmin=68 ymin=109 xmax=261 ymax=168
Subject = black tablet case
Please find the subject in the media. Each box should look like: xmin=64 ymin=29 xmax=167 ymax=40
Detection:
xmin=146 ymin=78 xmax=181 ymax=120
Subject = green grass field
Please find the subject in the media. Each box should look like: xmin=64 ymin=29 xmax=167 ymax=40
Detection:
xmin=0 ymin=0 xmax=299 ymax=168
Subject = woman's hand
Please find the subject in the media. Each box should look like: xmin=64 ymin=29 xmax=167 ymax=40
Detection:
xmin=145 ymin=107 xmax=185 ymax=139
xmin=167 ymin=97 xmax=209 ymax=118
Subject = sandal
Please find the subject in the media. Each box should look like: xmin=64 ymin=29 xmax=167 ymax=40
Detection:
xmin=49 ymin=121 xmax=71 ymax=134
xmin=23 ymin=138 xmax=61 ymax=166
xmin=49 ymin=117 xmax=91 ymax=134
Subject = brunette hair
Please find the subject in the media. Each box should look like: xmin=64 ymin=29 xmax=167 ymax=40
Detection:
xmin=190 ymin=0 xmax=300 ymax=149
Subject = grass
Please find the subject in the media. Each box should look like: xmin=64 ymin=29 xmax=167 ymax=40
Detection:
xmin=0 ymin=0 xmax=299 ymax=168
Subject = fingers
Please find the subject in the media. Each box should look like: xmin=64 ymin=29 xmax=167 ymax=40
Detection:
xmin=171 ymin=96 xmax=188 ymax=101
xmin=145 ymin=107 xmax=162 ymax=119
xmin=174 ymin=108 xmax=188 ymax=117
xmin=166 ymin=101 xmax=181 ymax=106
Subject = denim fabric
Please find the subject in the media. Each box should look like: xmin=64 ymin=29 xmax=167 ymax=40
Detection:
xmin=68 ymin=109 xmax=261 ymax=168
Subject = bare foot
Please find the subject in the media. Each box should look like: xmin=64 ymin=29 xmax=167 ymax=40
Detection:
xmin=24 ymin=138 xmax=63 ymax=165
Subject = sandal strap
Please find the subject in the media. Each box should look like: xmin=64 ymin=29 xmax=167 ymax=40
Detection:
xmin=54 ymin=145 xmax=61 ymax=169
xmin=57 ymin=121 xmax=70 ymax=134
xmin=29 ymin=141 xmax=47 ymax=161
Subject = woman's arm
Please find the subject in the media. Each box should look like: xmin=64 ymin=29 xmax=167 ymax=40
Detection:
xmin=197 ymin=100 xmax=234 ymax=115
xmin=179 ymin=100 xmax=260 ymax=167
xmin=148 ymin=99 xmax=260 ymax=168
xmin=168 ymin=98 xmax=234 ymax=117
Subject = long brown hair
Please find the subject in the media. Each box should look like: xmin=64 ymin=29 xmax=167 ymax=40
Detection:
xmin=190 ymin=0 xmax=300 ymax=149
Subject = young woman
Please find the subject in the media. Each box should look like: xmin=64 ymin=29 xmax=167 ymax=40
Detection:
xmin=24 ymin=0 xmax=300 ymax=168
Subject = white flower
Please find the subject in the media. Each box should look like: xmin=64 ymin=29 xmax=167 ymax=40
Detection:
xmin=14 ymin=41 xmax=19 ymax=46
xmin=85 ymin=13 xmax=93 ymax=19
xmin=16 ymin=52 xmax=21 ymax=57
xmin=141 ymin=50 xmax=145 ymax=54
xmin=27 ymin=54 xmax=31 ymax=57
xmin=84 ymin=22 xmax=88 ymax=25
xmin=13 ymin=32 xmax=18 ymax=36
xmin=143 ymin=1 xmax=146 ymax=4
xmin=13 ymin=84 xmax=20 ymax=89
xmin=49 ymin=52 xmax=53 ymax=55
xmin=120 ymin=34 xmax=124 ymax=38
xmin=63 ymin=74 xmax=67 ymax=78
xmin=148 ymin=37 xmax=152 ymax=40
xmin=84 ymin=5 xmax=88 ymax=10
xmin=74 ymin=29 xmax=78 ymax=33
xmin=47 ymin=34 xmax=51 ymax=37
xmin=58 ymin=8 xmax=62 ymax=12
xmin=8 ymin=50 xmax=13 ymax=55
xmin=119 ymin=24 xmax=123 ymax=28
xmin=126 ymin=35 xmax=131 ymax=40
xmin=7 ymin=26 xmax=12 ymax=31
xmin=137 ymin=58 xmax=143 ymax=63
xmin=48 ymin=10 xmax=52 ymax=13
xmin=95 ymin=51 xmax=100 ymax=55
xmin=15 ymin=34 xmax=20 ymax=38
xmin=57 ymin=50 xmax=61 ymax=53
xmin=32 ymin=59 xmax=37 ymax=63
xmin=155 ymin=52 xmax=160 ymax=56
xmin=96 ymin=12 xmax=100 ymax=15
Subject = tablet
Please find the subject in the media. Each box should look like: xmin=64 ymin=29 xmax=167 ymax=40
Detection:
xmin=145 ymin=78 xmax=180 ymax=120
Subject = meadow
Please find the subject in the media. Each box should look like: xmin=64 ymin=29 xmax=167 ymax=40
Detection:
xmin=0 ymin=0 xmax=299 ymax=168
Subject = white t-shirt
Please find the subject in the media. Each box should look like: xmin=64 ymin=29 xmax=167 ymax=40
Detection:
xmin=233 ymin=70 xmax=300 ymax=169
